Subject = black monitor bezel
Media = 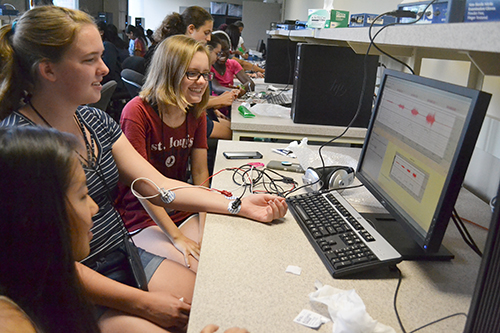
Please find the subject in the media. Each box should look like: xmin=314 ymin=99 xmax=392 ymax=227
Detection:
xmin=356 ymin=69 xmax=491 ymax=253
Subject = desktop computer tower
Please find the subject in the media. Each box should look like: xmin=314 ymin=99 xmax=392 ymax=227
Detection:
xmin=291 ymin=44 xmax=379 ymax=127
xmin=264 ymin=38 xmax=298 ymax=85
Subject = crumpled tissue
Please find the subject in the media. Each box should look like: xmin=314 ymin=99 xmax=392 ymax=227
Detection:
xmin=286 ymin=138 xmax=357 ymax=170
xmin=309 ymin=283 xmax=395 ymax=333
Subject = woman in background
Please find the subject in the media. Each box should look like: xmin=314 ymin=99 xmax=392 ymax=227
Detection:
xmin=211 ymin=37 xmax=255 ymax=98
xmin=126 ymin=25 xmax=147 ymax=57
xmin=145 ymin=5 xmax=213 ymax=66
xmin=0 ymin=126 xmax=100 ymax=333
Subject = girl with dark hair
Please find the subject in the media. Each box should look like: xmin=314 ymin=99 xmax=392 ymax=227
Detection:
xmin=0 ymin=126 xmax=100 ymax=333
xmin=145 ymin=6 xmax=213 ymax=65
xmin=211 ymin=37 xmax=255 ymax=97
xmin=0 ymin=6 xmax=286 ymax=332
xmin=126 ymin=25 xmax=147 ymax=57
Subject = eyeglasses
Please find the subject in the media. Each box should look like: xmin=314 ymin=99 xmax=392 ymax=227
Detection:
xmin=217 ymin=50 xmax=229 ymax=58
xmin=185 ymin=71 xmax=214 ymax=82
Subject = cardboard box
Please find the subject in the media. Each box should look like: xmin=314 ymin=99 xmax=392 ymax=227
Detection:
xmin=349 ymin=13 xmax=397 ymax=27
xmin=465 ymin=0 xmax=500 ymax=22
xmin=307 ymin=9 xmax=350 ymax=28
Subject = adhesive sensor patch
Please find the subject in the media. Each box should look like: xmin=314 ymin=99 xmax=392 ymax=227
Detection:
xmin=160 ymin=188 xmax=175 ymax=204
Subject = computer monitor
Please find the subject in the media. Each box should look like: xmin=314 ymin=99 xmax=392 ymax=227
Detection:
xmin=356 ymin=69 xmax=491 ymax=259
xmin=264 ymin=38 xmax=297 ymax=85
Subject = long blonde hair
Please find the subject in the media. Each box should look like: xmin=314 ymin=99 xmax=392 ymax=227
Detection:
xmin=140 ymin=34 xmax=210 ymax=118
xmin=0 ymin=6 xmax=95 ymax=119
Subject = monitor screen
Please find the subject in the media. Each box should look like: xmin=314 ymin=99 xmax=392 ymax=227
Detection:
xmin=357 ymin=69 xmax=491 ymax=254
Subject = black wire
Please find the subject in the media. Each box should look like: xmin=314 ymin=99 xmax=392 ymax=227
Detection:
xmin=313 ymin=2 xmax=439 ymax=196
xmin=368 ymin=0 xmax=439 ymax=75
xmin=452 ymin=208 xmax=483 ymax=257
xmin=229 ymin=164 xmax=298 ymax=198
xmin=393 ymin=266 xmax=407 ymax=333
xmin=409 ymin=313 xmax=467 ymax=333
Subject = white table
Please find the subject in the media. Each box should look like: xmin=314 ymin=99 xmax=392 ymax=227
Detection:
xmin=187 ymin=140 xmax=491 ymax=333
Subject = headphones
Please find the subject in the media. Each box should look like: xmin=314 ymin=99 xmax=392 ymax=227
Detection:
xmin=302 ymin=166 xmax=355 ymax=191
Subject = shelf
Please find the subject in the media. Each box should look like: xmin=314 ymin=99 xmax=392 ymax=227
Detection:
xmin=268 ymin=22 xmax=500 ymax=76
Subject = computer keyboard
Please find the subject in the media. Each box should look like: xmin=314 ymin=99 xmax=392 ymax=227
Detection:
xmin=286 ymin=190 xmax=402 ymax=277
xmin=266 ymin=92 xmax=292 ymax=106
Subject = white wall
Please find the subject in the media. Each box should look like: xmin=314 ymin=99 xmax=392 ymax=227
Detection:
xmin=129 ymin=0 xmax=244 ymax=31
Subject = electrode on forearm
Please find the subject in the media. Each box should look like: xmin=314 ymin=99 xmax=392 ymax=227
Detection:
xmin=130 ymin=177 xmax=175 ymax=204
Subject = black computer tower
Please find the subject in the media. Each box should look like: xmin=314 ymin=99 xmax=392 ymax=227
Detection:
xmin=464 ymin=181 xmax=500 ymax=332
xmin=291 ymin=44 xmax=379 ymax=127
xmin=264 ymin=38 xmax=298 ymax=85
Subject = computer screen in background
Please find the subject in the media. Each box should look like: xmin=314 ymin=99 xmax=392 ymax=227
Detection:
xmin=357 ymin=69 xmax=491 ymax=259
xmin=264 ymin=38 xmax=297 ymax=85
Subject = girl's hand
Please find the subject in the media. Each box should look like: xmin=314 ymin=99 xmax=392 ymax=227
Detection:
xmin=140 ymin=292 xmax=191 ymax=330
xmin=239 ymin=194 xmax=288 ymax=222
xmin=172 ymin=234 xmax=201 ymax=268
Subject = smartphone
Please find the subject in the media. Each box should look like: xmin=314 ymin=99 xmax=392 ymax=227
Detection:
xmin=223 ymin=151 xmax=263 ymax=159
xmin=266 ymin=160 xmax=305 ymax=173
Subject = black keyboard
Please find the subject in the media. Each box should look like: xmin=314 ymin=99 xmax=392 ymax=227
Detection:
xmin=266 ymin=92 xmax=292 ymax=106
xmin=287 ymin=190 xmax=402 ymax=277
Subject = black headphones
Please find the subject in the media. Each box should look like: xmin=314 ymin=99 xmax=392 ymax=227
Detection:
xmin=302 ymin=166 xmax=355 ymax=191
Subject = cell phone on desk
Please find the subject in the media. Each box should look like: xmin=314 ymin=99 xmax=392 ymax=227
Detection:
xmin=267 ymin=160 xmax=304 ymax=173
xmin=223 ymin=151 xmax=263 ymax=159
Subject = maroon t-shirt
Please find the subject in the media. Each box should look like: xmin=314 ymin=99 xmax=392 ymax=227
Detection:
xmin=115 ymin=96 xmax=207 ymax=232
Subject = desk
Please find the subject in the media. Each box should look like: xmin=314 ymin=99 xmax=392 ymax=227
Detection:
xmin=187 ymin=140 xmax=491 ymax=333
xmin=230 ymin=80 xmax=367 ymax=144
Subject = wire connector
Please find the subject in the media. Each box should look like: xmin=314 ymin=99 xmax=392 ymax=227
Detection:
xmin=160 ymin=188 xmax=175 ymax=204
xmin=228 ymin=198 xmax=242 ymax=214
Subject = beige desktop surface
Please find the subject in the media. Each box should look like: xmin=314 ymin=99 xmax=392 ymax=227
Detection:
xmin=187 ymin=140 xmax=491 ymax=333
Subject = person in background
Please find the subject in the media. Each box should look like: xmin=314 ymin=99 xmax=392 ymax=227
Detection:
xmin=106 ymin=23 xmax=130 ymax=63
xmin=145 ymin=5 xmax=213 ymax=66
xmin=211 ymin=37 xmax=255 ymax=99
xmin=116 ymin=35 xmax=212 ymax=272
xmin=205 ymin=34 xmax=233 ymax=140
xmin=213 ymin=30 xmax=264 ymax=79
xmin=0 ymin=126 xmax=100 ymax=333
xmin=146 ymin=28 xmax=156 ymax=48
xmin=97 ymin=21 xmax=123 ymax=87
xmin=126 ymin=25 xmax=147 ymax=57
xmin=226 ymin=22 xmax=247 ymax=60
xmin=233 ymin=21 xmax=247 ymax=58
xmin=0 ymin=6 xmax=286 ymax=331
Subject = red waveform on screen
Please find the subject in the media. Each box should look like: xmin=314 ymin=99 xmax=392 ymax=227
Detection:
xmin=426 ymin=113 xmax=436 ymax=126
xmin=411 ymin=108 xmax=419 ymax=116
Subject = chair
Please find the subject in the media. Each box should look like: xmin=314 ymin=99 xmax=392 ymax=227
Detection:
xmin=88 ymin=80 xmax=117 ymax=112
xmin=121 ymin=69 xmax=145 ymax=98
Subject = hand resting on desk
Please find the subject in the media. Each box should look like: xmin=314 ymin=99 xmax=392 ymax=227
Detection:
xmin=240 ymin=194 xmax=287 ymax=222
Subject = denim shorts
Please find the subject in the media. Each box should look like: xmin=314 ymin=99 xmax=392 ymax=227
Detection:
xmin=87 ymin=245 xmax=164 ymax=319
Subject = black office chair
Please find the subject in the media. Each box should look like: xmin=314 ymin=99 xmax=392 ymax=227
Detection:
xmin=121 ymin=56 xmax=146 ymax=75
xmin=121 ymin=69 xmax=144 ymax=98
xmin=88 ymin=80 xmax=117 ymax=112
